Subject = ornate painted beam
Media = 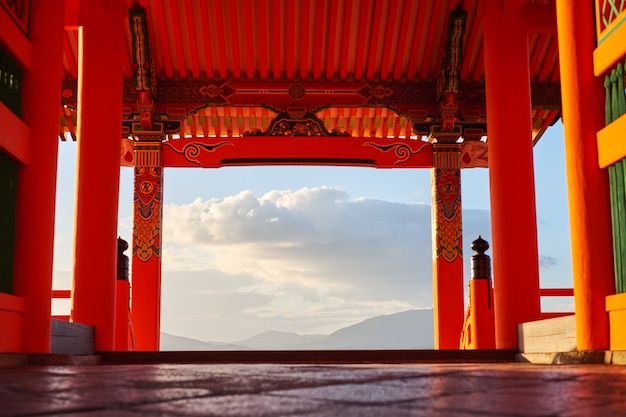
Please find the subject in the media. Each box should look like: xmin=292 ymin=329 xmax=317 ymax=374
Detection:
xmin=60 ymin=79 xmax=560 ymax=137
xmin=162 ymin=136 xmax=433 ymax=169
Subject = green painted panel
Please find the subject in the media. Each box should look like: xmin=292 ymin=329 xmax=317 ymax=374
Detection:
xmin=0 ymin=152 xmax=18 ymax=294
xmin=609 ymin=164 xmax=622 ymax=292
xmin=620 ymin=161 xmax=626 ymax=293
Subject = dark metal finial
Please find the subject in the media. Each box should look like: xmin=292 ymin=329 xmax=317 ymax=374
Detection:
xmin=471 ymin=235 xmax=489 ymax=254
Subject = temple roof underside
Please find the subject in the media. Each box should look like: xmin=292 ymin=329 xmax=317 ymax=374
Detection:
xmin=59 ymin=0 xmax=561 ymax=146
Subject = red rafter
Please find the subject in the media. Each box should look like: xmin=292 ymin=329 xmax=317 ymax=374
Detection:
xmin=325 ymin=0 xmax=340 ymax=81
xmin=167 ymin=0 xmax=187 ymax=79
xmin=198 ymin=0 xmax=214 ymax=79
xmin=150 ymin=0 xmax=174 ymax=78
xmin=227 ymin=0 xmax=241 ymax=80
xmin=258 ymin=0 xmax=269 ymax=80
xmin=538 ymin=35 xmax=557 ymax=82
xmin=312 ymin=0 xmax=326 ymax=81
xmin=272 ymin=0 xmax=281 ymax=80
xmin=392 ymin=0 xmax=415 ymax=81
xmin=183 ymin=0 xmax=200 ymax=79
xmin=354 ymin=0 xmax=372 ymax=81
xmin=300 ymin=0 xmax=311 ymax=80
xmin=419 ymin=2 xmax=448 ymax=81
xmin=380 ymin=0 xmax=400 ymax=82
xmin=213 ymin=0 xmax=228 ymax=80
xmin=365 ymin=0 xmax=385 ymax=81
xmin=286 ymin=0 xmax=296 ymax=80
xmin=243 ymin=1 xmax=256 ymax=80
xmin=122 ymin=21 xmax=134 ymax=79
xmin=406 ymin=0 xmax=430 ymax=80
xmin=461 ymin=1 xmax=481 ymax=82
xmin=529 ymin=35 xmax=548 ymax=83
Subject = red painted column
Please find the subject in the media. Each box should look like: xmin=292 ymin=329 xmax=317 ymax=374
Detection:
xmin=131 ymin=141 xmax=164 ymax=351
xmin=556 ymin=0 xmax=614 ymax=350
xmin=71 ymin=0 xmax=126 ymax=351
xmin=431 ymin=143 xmax=464 ymax=349
xmin=12 ymin=0 xmax=66 ymax=353
xmin=482 ymin=0 xmax=541 ymax=349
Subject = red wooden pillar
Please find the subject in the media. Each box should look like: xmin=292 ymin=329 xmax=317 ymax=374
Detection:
xmin=556 ymin=0 xmax=614 ymax=350
xmin=131 ymin=141 xmax=164 ymax=351
xmin=431 ymin=142 xmax=464 ymax=349
xmin=12 ymin=0 xmax=66 ymax=353
xmin=482 ymin=0 xmax=541 ymax=349
xmin=71 ymin=0 xmax=126 ymax=351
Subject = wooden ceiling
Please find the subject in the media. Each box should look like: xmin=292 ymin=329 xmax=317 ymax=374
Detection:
xmin=59 ymin=0 xmax=561 ymax=142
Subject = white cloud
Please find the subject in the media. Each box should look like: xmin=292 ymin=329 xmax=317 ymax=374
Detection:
xmin=158 ymin=187 xmax=493 ymax=342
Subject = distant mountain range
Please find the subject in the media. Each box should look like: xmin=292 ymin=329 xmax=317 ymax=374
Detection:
xmin=160 ymin=309 xmax=434 ymax=351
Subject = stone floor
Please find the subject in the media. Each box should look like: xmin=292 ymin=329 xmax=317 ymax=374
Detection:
xmin=1 ymin=361 xmax=626 ymax=416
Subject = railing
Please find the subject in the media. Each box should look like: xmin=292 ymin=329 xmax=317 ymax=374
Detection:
xmin=51 ymin=290 xmax=70 ymax=321
xmin=0 ymin=48 xmax=22 ymax=117
xmin=539 ymin=288 xmax=575 ymax=319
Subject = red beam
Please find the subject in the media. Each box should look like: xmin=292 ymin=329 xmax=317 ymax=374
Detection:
xmin=163 ymin=137 xmax=432 ymax=168
xmin=540 ymin=288 xmax=574 ymax=297
xmin=52 ymin=290 xmax=71 ymax=299
xmin=540 ymin=312 xmax=574 ymax=320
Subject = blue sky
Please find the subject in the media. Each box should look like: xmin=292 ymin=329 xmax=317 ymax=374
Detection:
xmin=52 ymin=120 xmax=573 ymax=343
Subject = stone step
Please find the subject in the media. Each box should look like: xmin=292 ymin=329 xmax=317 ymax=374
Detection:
xmin=517 ymin=315 xmax=576 ymax=353
xmin=51 ymin=319 xmax=94 ymax=355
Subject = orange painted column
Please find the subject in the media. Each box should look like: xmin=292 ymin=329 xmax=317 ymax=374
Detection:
xmin=12 ymin=0 xmax=66 ymax=353
xmin=71 ymin=0 xmax=126 ymax=351
xmin=431 ymin=143 xmax=464 ymax=349
xmin=131 ymin=142 xmax=164 ymax=351
xmin=556 ymin=0 xmax=615 ymax=350
xmin=482 ymin=0 xmax=541 ymax=349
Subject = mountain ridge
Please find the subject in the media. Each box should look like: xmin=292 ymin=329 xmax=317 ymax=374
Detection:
xmin=160 ymin=308 xmax=434 ymax=351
